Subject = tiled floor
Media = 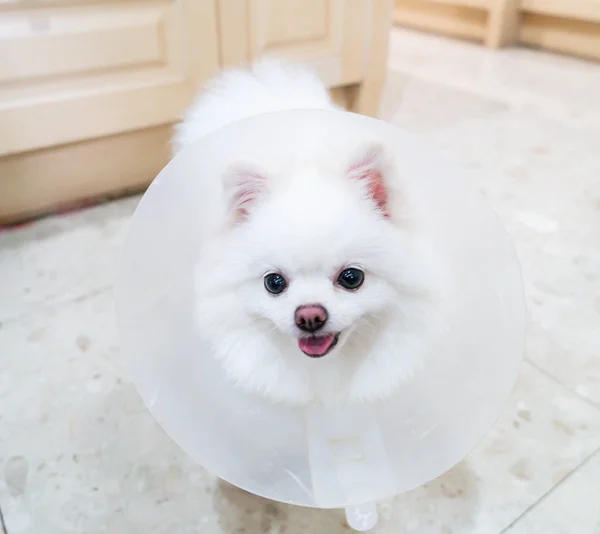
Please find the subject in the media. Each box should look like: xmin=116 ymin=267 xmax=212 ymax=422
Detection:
xmin=1 ymin=28 xmax=599 ymax=533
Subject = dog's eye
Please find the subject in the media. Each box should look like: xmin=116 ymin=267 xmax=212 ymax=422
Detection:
xmin=264 ymin=272 xmax=288 ymax=295
xmin=337 ymin=268 xmax=365 ymax=290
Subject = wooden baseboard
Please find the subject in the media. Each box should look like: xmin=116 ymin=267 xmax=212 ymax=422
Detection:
xmin=520 ymin=12 xmax=600 ymax=60
xmin=393 ymin=0 xmax=489 ymax=42
xmin=0 ymin=125 xmax=172 ymax=224
xmin=521 ymin=0 xmax=600 ymax=23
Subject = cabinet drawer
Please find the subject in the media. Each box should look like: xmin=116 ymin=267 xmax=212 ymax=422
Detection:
xmin=0 ymin=1 xmax=218 ymax=156
xmin=0 ymin=5 xmax=164 ymax=83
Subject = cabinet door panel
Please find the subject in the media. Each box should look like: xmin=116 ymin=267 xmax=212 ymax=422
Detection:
xmin=217 ymin=0 xmax=370 ymax=87
xmin=0 ymin=0 xmax=219 ymax=156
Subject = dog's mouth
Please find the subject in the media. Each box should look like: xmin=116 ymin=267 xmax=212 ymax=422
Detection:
xmin=298 ymin=333 xmax=340 ymax=358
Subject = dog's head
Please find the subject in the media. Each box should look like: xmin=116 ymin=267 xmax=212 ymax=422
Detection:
xmin=194 ymin=144 xmax=440 ymax=404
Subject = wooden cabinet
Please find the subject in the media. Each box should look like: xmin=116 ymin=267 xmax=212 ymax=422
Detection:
xmin=0 ymin=0 xmax=393 ymax=223
xmin=0 ymin=0 xmax=220 ymax=223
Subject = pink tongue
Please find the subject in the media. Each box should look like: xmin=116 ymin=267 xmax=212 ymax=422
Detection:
xmin=298 ymin=334 xmax=335 ymax=356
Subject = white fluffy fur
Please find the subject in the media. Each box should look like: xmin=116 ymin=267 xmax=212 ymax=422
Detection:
xmin=173 ymin=60 xmax=334 ymax=153
xmin=174 ymin=60 xmax=443 ymax=406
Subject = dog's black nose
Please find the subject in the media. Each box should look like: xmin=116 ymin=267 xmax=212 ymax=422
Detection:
xmin=295 ymin=304 xmax=328 ymax=333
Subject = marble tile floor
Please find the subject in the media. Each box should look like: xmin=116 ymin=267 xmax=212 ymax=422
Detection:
xmin=1 ymin=28 xmax=599 ymax=534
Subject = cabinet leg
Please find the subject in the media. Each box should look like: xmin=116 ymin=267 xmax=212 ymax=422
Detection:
xmin=486 ymin=0 xmax=521 ymax=48
xmin=353 ymin=0 xmax=394 ymax=118
xmin=351 ymin=73 xmax=386 ymax=118
xmin=330 ymin=76 xmax=385 ymax=118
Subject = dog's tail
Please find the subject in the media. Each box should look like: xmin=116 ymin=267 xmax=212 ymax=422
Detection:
xmin=172 ymin=59 xmax=334 ymax=154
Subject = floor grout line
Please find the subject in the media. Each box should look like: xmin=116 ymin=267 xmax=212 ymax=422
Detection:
xmin=525 ymin=358 xmax=600 ymax=413
xmin=0 ymin=500 xmax=8 ymax=534
xmin=500 ymin=446 xmax=600 ymax=533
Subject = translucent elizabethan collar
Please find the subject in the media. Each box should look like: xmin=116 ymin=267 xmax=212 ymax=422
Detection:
xmin=116 ymin=110 xmax=525 ymax=515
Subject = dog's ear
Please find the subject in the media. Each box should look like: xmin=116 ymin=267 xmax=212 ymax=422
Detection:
xmin=223 ymin=165 xmax=268 ymax=222
xmin=346 ymin=144 xmax=390 ymax=218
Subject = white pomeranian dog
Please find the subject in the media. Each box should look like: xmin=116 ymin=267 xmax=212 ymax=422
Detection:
xmin=173 ymin=60 xmax=443 ymax=406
